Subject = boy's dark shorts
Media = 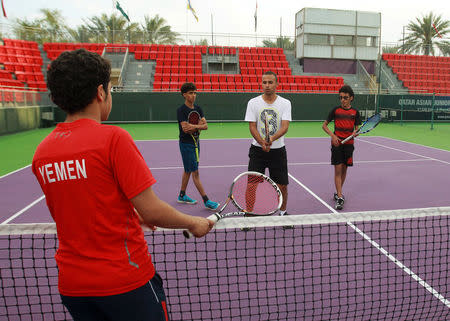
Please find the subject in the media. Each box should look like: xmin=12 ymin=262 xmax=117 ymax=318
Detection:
xmin=60 ymin=273 xmax=169 ymax=321
xmin=248 ymin=145 xmax=289 ymax=185
xmin=331 ymin=144 xmax=355 ymax=166
xmin=179 ymin=142 xmax=199 ymax=173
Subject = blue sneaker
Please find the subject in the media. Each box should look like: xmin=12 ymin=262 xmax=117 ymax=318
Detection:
xmin=204 ymin=200 xmax=219 ymax=211
xmin=177 ymin=195 xmax=197 ymax=204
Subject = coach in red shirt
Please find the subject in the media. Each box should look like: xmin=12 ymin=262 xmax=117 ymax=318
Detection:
xmin=32 ymin=49 xmax=213 ymax=321
xmin=322 ymin=85 xmax=361 ymax=211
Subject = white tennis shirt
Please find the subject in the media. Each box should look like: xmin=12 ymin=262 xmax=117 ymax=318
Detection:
xmin=244 ymin=95 xmax=292 ymax=149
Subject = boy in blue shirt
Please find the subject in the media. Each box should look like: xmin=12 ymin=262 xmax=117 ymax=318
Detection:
xmin=176 ymin=82 xmax=219 ymax=210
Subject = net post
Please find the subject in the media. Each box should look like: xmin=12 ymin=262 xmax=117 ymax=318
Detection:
xmin=430 ymin=92 xmax=435 ymax=130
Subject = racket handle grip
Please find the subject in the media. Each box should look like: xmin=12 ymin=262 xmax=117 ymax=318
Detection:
xmin=341 ymin=135 xmax=353 ymax=144
xmin=183 ymin=213 xmax=219 ymax=239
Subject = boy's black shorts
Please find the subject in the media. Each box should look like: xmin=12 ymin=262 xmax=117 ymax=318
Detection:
xmin=61 ymin=273 xmax=168 ymax=321
xmin=248 ymin=145 xmax=288 ymax=185
xmin=331 ymin=144 xmax=355 ymax=166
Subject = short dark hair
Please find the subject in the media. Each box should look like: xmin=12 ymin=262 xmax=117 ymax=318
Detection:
xmin=180 ymin=82 xmax=197 ymax=95
xmin=263 ymin=71 xmax=278 ymax=82
xmin=47 ymin=49 xmax=111 ymax=114
xmin=339 ymin=85 xmax=354 ymax=98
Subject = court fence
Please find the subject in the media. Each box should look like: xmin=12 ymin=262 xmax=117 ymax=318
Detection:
xmin=1 ymin=90 xmax=449 ymax=136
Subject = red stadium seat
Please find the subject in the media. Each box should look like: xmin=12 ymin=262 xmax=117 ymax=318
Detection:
xmin=211 ymin=82 xmax=219 ymax=91
xmin=202 ymin=82 xmax=211 ymax=91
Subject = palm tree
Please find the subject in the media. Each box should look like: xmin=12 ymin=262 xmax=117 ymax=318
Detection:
xmin=13 ymin=8 xmax=71 ymax=43
xmin=262 ymin=36 xmax=295 ymax=50
xmin=141 ymin=15 xmax=181 ymax=44
xmin=190 ymin=39 xmax=209 ymax=46
xmin=400 ymin=12 xmax=450 ymax=55
xmin=382 ymin=45 xmax=401 ymax=54
xmin=12 ymin=19 xmax=44 ymax=42
xmin=68 ymin=26 xmax=95 ymax=43
xmin=40 ymin=9 xmax=70 ymax=41
xmin=85 ymin=13 xmax=140 ymax=43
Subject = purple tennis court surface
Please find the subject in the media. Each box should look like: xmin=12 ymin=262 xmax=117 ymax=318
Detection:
xmin=1 ymin=136 xmax=449 ymax=224
xmin=1 ymin=136 xmax=449 ymax=320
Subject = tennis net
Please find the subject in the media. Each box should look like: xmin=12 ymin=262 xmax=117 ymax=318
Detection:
xmin=1 ymin=207 xmax=450 ymax=320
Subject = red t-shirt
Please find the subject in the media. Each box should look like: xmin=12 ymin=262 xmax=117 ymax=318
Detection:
xmin=326 ymin=106 xmax=361 ymax=144
xmin=32 ymin=119 xmax=156 ymax=296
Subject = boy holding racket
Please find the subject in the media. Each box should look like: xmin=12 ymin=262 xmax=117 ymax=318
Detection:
xmin=322 ymin=85 xmax=361 ymax=210
xmin=32 ymin=49 xmax=214 ymax=321
xmin=244 ymin=71 xmax=291 ymax=217
xmin=176 ymin=82 xmax=219 ymax=210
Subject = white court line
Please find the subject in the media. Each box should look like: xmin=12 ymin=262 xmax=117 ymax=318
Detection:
xmin=376 ymin=136 xmax=450 ymax=153
xmin=359 ymin=138 xmax=450 ymax=165
xmin=288 ymin=172 xmax=450 ymax=309
xmin=2 ymin=136 xmax=447 ymax=179
xmin=1 ymin=195 xmax=45 ymax=225
xmin=0 ymin=164 xmax=31 ymax=180
xmin=148 ymin=158 xmax=431 ymax=171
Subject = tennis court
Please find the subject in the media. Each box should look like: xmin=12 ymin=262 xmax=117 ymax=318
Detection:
xmin=1 ymin=135 xmax=450 ymax=320
xmin=2 ymin=136 xmax=449 ymax=223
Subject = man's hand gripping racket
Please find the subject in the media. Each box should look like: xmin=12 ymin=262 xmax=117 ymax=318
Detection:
xmin=183 ymin=171 xmax=282 ymax=238
xmin=341 ymin=113 xmax=381 ymax=144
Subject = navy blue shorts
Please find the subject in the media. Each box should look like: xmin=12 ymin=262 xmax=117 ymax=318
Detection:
xmin=179 ymin=141 xmax=199 ymax=173
xmin=60 ymin=273 xmax=169 ymax=321
xmin=331 ymin=144 xmax=355 ymax=166
xmin=248 ymin=145 xmax=289 ymax=185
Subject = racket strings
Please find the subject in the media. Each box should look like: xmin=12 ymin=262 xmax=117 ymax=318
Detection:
xmin=359 ymin=114 xmax=381 ymax=133
xmin=231 ymin=174 xmax=280 ymax=215
xmin=188 ymin=112 xmax=200 ymax=124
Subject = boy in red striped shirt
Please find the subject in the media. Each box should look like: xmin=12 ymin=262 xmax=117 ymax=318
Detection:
xmin=322 ymin=85 xmax=361 ymax=210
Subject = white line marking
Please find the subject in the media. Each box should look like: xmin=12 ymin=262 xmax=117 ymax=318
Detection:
xmin=359 ymin=139 xmax=450 ymax=165
xmin=0 ymin=165 xmax=31 ymax=180
xmin=288 ymin=172 xmax=450 ymax=309
xmin=148 ymin=159 xmax=431 ymax=171
xmin=375 ymin=136 xmax=450 ymax=153
xmin=1 ymin=195 xmax=45 ymax=225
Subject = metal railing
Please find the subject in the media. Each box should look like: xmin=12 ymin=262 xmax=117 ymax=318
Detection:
xmin=0 ymin=88 xmax=50 ymax=108
xmin=356 ymin=60 xmax=377 ymax=93
xmin=375 ymin=60 xmax=405 ymax=94
xmin=117 ymin=48 xmax=129 ymax=87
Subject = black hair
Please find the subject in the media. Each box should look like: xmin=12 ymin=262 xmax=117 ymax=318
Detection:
xmin=339 ymin=84 xmax=354 ymax=98
xmin=180 ymin=82 xmax=197 ymax=95
xmin=47 ymin=48 xmax=111 ymax=114
xmin=263 ymin=71 xmax=278 ymax=82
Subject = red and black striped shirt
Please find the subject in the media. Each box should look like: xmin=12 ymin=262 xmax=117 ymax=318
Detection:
xmin=326 ymin=106 xmax=362 ymax=144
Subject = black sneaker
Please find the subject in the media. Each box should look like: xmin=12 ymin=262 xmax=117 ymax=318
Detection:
xmin=280 ymin=212 xmax=294 ymax=229
xmin=335 ymin=197 xmax=344 ymax=210
xmin=334 ymin=193 xmax=345 ymax=201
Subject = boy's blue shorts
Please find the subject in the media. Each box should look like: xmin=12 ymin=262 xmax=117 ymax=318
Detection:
xmin=179 ymin=142 xmax=199 ymax=173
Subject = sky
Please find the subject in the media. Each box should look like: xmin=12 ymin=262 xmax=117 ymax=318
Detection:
xmin=2 ymin=0 xmax=449 ymax=46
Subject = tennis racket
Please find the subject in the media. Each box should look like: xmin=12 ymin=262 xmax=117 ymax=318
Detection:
xmin=341 ymin=113 xmax=381 ymax=144
xmin=187 ymin=110 xmax=201 ymax=162
xmin=264 ymin=111 xmax=270 ymax=143
xmin=183 ymin=171 xmax=282 ymax=238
